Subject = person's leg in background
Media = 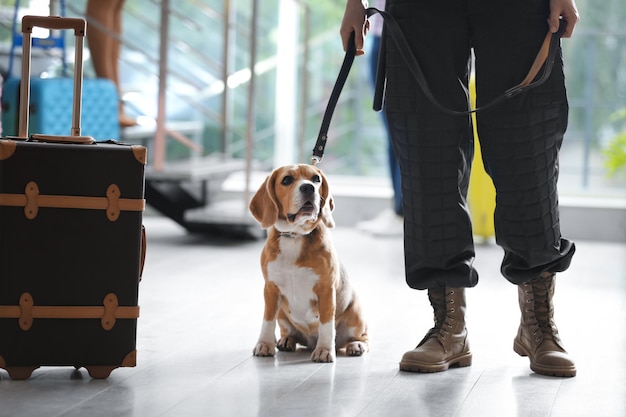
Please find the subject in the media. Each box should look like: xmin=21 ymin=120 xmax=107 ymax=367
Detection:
xmin=86 ymin=0 xmax=136 ymax=128
xmin=357 ymin=20 xmax=404 ymax=237
xmin=371 ymin=33 xmax=403 ymax=218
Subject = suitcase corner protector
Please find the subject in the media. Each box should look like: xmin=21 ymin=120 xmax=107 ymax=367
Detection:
xmin=131 ymin=145 xmax=148 ymax=165
xmin=0 ymin=139 xmax=17 ymax=160
xmin=123 ymin=350 xmax=137 ymax=367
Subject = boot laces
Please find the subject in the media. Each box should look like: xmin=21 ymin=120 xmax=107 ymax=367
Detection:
xmin=419 ymin=289 xmax=456 ymax=346
xmin=525 ymin=285 xmax=559 ymax=343
xmin=437 ymin=289 xmax=456 ymax=342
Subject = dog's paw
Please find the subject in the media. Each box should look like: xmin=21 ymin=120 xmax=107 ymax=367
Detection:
xmin=277 ymin=336 xmax=298 ymax=352
xmin=311 ymin=348 xmax=335 ymax=363
xmin=253 ymin=342 xmax=276 ymax=357
xmin=346 ymin=341 xmax=368 ymax=357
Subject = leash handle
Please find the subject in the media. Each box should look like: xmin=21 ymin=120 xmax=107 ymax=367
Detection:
xmin=370 ymin=8 xmax=567 ymax=115
xmin=312 ymin=8 xmax=567 ymax=164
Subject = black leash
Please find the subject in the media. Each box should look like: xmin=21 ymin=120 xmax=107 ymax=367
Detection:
xmin=311 ymin=7 xmax=567 ymax=165
xmin=311 ymin=31 xmax=357 ymax=165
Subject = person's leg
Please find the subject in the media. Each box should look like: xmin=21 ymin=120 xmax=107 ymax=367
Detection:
xmin=385 ymin=0 xmax=476 ymax=291
xmin=357 ymin=34 xmax=404 ymax=236
xmin=86 ymin=0 xmax=136 ymax=127
xmin=86 ymin=0 xmax=117 ymax=83
xmin=111 ymin=0 xmax=125 ymax=88
xmin=383 ymin=0 xmax=475 ymax=372
xmin=471 ymin=0 xmax=576 ymax=377
xmin=369 ymin=35 xmax=403 ymax=217
xmin=110 ymin=0 xmax=136 ymax=127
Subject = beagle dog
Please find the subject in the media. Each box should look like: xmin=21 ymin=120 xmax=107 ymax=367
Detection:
xmin=249 ymin=164 xmax=368 ymax=362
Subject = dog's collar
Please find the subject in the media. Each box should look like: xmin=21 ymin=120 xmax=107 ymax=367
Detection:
xmin=275 ymin=225 xmax=318 ymax=239
xmin=278 ymin=231 xmax=302 ymax=239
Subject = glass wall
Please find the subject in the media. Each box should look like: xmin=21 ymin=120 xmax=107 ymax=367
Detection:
xmin=297 ymin=0 xmax=626 ymax=201
xmin=2 ymin=0 xmax=624 ymax=202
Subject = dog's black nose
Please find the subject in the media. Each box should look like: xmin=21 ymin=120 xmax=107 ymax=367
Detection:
xmin=300 ymin=183 xmax=314 ymax=195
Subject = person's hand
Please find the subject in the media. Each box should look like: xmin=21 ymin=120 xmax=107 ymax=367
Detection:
xmin=340 ymin=0 xmax=369 ymax=56
xmin=549 ymin=0 xmax=580 ymax=38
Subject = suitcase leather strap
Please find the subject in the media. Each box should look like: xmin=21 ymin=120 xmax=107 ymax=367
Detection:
xmin=0 ymin=182 xmax=145 ymax=221
xmin=0 ymin=293 xmax=139 ymax=331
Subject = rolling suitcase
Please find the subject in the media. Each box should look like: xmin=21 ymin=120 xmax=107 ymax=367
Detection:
xmin=0 ymin=16 xmax=146 ymax=380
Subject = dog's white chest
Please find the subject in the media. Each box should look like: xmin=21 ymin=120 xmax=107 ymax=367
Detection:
xmin=266 ymin=238 xmax=319 ymax=326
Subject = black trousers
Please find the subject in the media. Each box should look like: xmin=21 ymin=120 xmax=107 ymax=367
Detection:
xmin=383 ymin=0 xmax=575 ymax=289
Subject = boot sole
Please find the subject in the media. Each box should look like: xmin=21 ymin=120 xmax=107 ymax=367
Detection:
xmin=399 ymin=352 xmax=472 ymax=373
xmin=513 ymin=340 xmax=577 ymax=377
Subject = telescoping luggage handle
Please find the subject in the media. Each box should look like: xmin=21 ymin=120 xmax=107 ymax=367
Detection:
xmin=16 ymin=15 xmax=95 ymax=145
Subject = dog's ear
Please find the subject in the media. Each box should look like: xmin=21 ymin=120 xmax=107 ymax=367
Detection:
xmin=249 ymin=170 xmax=280 ymax=229
xmin=318 ymin=169 xmax=335 ymax=228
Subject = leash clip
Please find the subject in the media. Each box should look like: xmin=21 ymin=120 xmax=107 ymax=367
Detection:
xmin=311 ymin=155 xmax=321 ymax=166
xmin=311 ymin=134 xmax=327 ymax=165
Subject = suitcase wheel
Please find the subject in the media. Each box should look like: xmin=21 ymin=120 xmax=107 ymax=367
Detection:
xmin=4 ymin=366 xmax=39 ymax=380
xmin=84 ymin=365 xmax=117 ymax=379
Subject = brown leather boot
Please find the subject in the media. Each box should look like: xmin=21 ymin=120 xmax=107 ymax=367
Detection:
xmin=400 ymin=287 xmax=472 ymax=372
xmin=514 ymin=273 xmax=576 ymax=377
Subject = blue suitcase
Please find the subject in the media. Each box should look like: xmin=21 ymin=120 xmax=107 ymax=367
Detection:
xmin=2 ymin=77 xmax=120 ymax=141
xmin=1 ymin=0 xmax=119 ymax=142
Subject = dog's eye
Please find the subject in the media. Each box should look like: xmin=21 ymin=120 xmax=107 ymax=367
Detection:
xmin=311 ymin=175 xmax=321 ymax=183
xmin=281 ymin=176 xmax=294 ymax=186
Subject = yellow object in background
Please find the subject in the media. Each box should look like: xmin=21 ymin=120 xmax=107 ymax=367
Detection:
xmin=468 ymin=77 xmax=496 ymax=240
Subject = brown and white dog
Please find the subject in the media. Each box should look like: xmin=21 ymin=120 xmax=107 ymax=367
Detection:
xmin=249 ymin=164 xmax=368 ymax=362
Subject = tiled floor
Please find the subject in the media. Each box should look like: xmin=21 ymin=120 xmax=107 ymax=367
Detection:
xmin=1 ymin=215 xmax=625 ymax=417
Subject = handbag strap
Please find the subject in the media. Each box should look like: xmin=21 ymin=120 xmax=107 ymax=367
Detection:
xmin=311 ymin=7 xmax=567 ymax=164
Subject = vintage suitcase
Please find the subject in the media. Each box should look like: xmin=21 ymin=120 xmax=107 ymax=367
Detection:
xmin=0 ymin=16 xmax=146 ymax=380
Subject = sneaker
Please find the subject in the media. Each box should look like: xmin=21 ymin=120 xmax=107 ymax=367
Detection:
xmin=356 ymin=209 xmax=403 ymax=237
